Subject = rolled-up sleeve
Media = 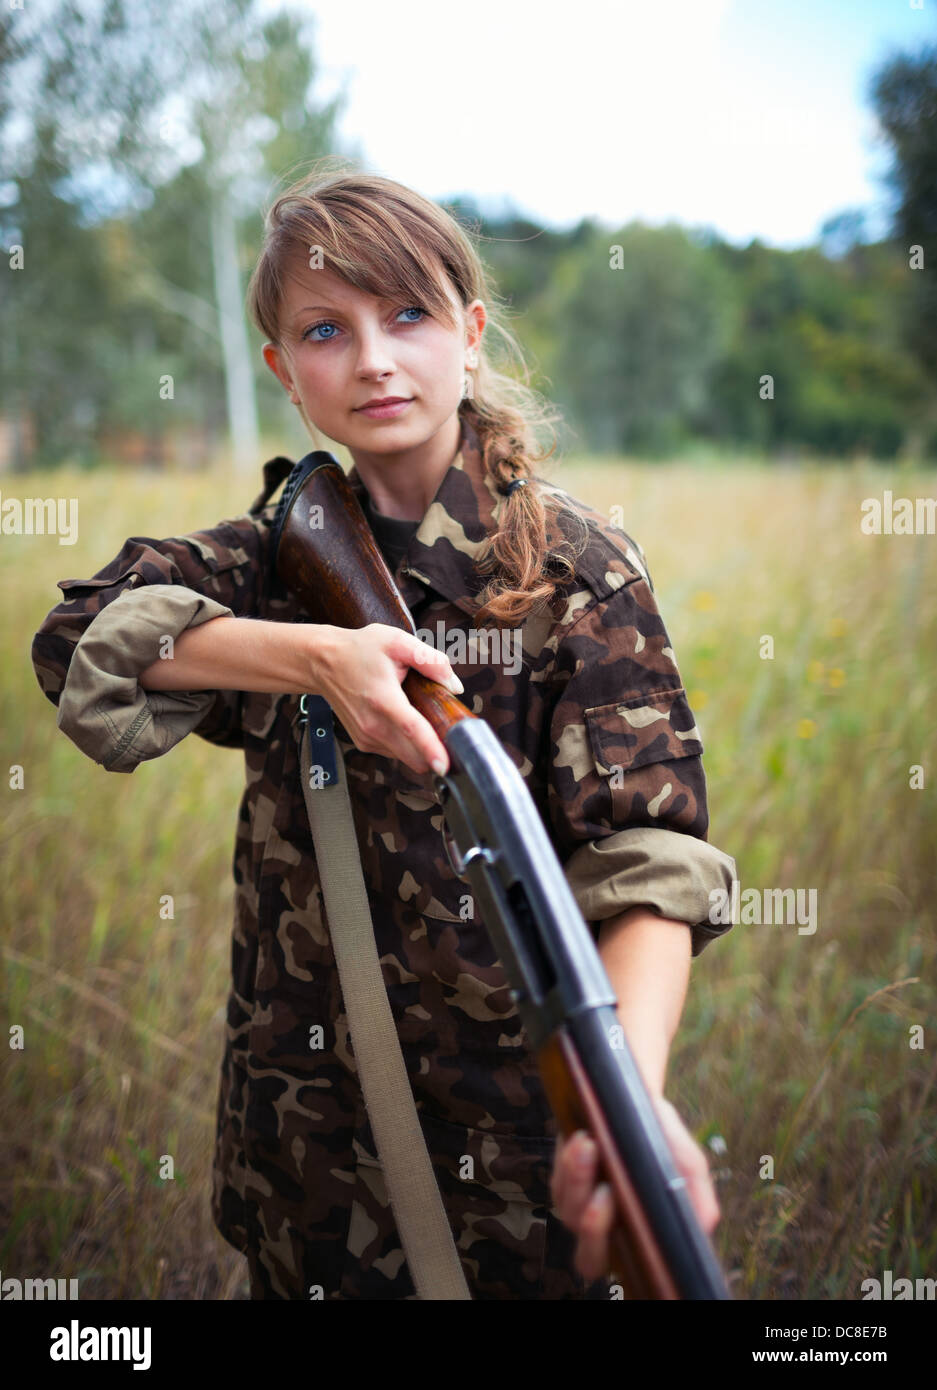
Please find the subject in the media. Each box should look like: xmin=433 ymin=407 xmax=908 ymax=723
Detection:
xmin=54 ymin=584 xmax=236 ymax=772
xmin=31 ymin=516 xmax=265 ymax=772
xmin=546 ymin=566 xmax=738 ymax=957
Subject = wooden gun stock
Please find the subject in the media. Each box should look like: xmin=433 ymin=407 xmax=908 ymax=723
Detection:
xmin=273 ymin=453 xmax=473 ymax=738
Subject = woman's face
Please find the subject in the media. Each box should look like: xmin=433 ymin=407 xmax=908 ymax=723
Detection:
xmin=263 ymin=261 xmax=485 ymax=458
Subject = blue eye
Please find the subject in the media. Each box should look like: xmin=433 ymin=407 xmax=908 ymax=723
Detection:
xmin=302 ymin=307 xmax=426 ymax=343
xmin=303 ymin=320 xmax=338 ymax=343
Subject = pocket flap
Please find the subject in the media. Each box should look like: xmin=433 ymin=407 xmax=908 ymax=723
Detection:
xmin=585 ymin=687 xmax=703 ymax=776
xmin=57 ymin=566 xmax=142 ymax=594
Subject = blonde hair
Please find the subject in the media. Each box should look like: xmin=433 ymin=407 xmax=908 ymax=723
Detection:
xmin=247 ymin=157 xmax=587 ymax=626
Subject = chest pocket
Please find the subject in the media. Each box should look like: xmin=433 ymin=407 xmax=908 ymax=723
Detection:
xmin=584 ymin=686 xmax=703 ymax=775
xmin=584 ymin=686 xmax=706 ymax=832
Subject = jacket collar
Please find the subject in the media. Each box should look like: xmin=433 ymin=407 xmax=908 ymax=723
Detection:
xmin=344 ymin=414 xmax=502 ymax=618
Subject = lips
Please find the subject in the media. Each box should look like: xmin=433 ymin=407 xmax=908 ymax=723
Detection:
xmin=355 ymin=397 xmax=414 ymax=419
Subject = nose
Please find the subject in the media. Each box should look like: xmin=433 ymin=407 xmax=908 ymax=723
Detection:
xmin=354 ymin=322 xmax=398 ymax=379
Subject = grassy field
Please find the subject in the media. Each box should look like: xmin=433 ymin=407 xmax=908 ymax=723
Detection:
xmin=2 ymin=448 xmax=935 ymax=1300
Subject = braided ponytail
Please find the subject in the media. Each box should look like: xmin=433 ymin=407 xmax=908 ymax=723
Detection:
xmin=464 ymin=413 xmax=588 ymax=630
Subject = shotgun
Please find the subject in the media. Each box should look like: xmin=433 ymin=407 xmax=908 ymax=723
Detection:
xmin=270 ymin=449 xmax=731 ymax=1300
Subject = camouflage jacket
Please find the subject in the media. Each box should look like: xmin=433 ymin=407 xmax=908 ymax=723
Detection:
xmin=31 ymin=415 xmax=736 ymax=1300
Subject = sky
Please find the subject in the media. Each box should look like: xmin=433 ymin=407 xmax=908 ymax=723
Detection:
xmin=269 ymin=0 xmax=934 ymax=249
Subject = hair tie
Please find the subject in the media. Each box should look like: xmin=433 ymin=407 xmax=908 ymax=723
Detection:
xmin=501 ymin=478 xmax=528 ymax=497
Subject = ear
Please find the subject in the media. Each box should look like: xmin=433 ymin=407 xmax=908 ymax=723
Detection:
xmin=262 ymin=342 xmax=299 ymax=403
xmin=464 ymin=300 xmax=487 ymax=359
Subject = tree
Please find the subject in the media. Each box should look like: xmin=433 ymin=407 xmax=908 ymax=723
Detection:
xmin=0 ymin=0 xmax=347 ymax=470
xmin=545 ymin=222 xmax=739 ymax=455
xmin=870 ymin=44 xmax=937 ymax=389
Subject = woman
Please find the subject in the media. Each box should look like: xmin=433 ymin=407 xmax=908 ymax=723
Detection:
xmin=32 ymin=164 xmax=737 ymax=1300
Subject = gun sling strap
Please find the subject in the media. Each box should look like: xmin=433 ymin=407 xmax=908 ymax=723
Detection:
xmin=298 ymin=699 xmax=472 ymax=1301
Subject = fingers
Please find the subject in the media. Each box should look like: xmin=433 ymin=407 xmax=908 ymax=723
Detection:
xmin=552 ymin=1131 xmax=597 ymax=1223
xmin=381 ymin=696 xmax=451 ymax=778
xmin=394 ymin=631 xmax=464 ymax=697
xmin=553 ymin=1109 xmax=723 ymax=1288
xmin=686 ymin=1155 xmax=721 ymax=1235
xmin=349 ymin=688 xmax=447 ymax=776
xmin=374 ymin=630 xmax=465 ymax=774
xmin=327 ymin=627 xmax=460 ymax=775
xmin=654 ymin=1098 xmax=721 ymax=1235
xmin=551 ymin=1131 xmax=616 ymax=1281
xmin=576 ymin=1185 xmax=615 ymax=1282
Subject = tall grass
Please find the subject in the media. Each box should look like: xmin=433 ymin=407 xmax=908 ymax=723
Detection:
xmin=2 ymin=449 xmax=934 ymax=1299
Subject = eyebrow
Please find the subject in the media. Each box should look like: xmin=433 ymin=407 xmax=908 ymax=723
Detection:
xmin=290 ymin=298 xmax=398 ymax=318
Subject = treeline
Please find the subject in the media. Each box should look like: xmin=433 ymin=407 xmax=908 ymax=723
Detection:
xmin=462 ymin=211 xmax=932 ymax=460
xmin=1 ymin=1 xmax=935 ymax=470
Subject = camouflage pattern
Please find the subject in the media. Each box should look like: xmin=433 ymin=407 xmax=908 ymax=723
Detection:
xmin=31 ymin=415 xmax=737 ymax=1300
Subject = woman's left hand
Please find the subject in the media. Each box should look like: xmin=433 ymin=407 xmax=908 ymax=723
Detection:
xmin=549 ymin=1097 xmax=721 ymax=1284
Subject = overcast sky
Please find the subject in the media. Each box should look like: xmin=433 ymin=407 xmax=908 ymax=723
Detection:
xmin=271 ymin=0 xmax=933 ymax=248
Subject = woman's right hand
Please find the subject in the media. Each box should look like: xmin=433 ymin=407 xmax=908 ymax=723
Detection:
xmin=310 ymin=623 xmax=464 ymax=777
